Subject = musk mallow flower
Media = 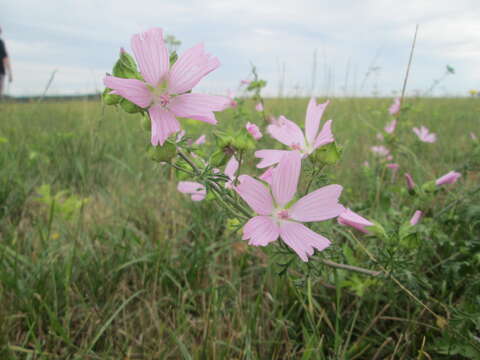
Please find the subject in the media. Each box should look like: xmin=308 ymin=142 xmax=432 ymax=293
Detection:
xmin=436 ymin=171 xmax=461 ymax=186
xmin=338 ymin=208 xmax=373 ymax=233
xmin=385 ymin=119 xmax=397 ymax=134
xmin=236 ymin=151 xmax=344 ymax=262
xmin=413 ymin=126 xmax=437 ymax=143
xmin=410 ymin=210 xmax=423 ymax=225
xmin=255 ymin=102 xmax=264 ymax=112
xmin=246 ymin=122 xmax=263 ymax=140
xmin=255 ymin=98 xmax=333 ymax=168
xmin=177 ymin=181 xmax=206 ymax=201
xmin=224 ymin=156 xmax=239 ymax=189
xmin=389 ymin=97 xmax=401 ymax=115
xmin=371 ymin=145 xmax=390 ymax=157
xmin=405 ymin=173 xmax=416 ymax=190
xmin=104 ymin=27 xmax=229 ymax=146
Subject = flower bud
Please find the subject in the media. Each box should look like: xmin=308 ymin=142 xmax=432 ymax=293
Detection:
xmin=140 ymin=114 xmax=151 ymax=132
xmin=120 ymin=98 xmax=143 ymax=114
xmin=147 ymin=141 xmax=176 ymax=163
xmin=102 ymin=88 xmax=121 ymax=105
xmin=311 ymin=142 xmax=342 ymax=165
xmin=113 ymin=49 xmax=139 ymax=79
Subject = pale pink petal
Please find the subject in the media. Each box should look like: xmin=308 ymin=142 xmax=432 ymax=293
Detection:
xmin=435 ymin=171 xmax=461 ymax=186
xmin=389 ymin=97 xmax=401 ymax=115
xmin=279 ymin=221 xmax=331 ymax=262
xmin=405 ymin=173 xmax=416 ymax=190
xmin=131 ymin=28 xmax=169 ymax=86
xmin=148 ymin=106 xmax=180 ymax=146
xmin=168 ymin=43 xmax=220 ymax=94
xmin=194 ymin=134 xmax=206 ymax=145
xmin=177 ymin=181 xmax=206 ymax=201
xmin=271 ymin=151 xmax=301 ymax=207
xmin=168 ymin=93 xmax=229 ymax=124
xmin=410 ymin=210 xmax=423 ymax=225
xmin=338 ymin=208 xmax=373 ymax=233
xmin=384 ymin=119 xmax=397 ymax=134
xmin=255 ymin=149 xmax=291 ymax=168
xmin=255 ymin=102 xmax=264 ymax=112
xmin=267 ymin=118 xmax=305 ymax=149
xmin=305 ymin=98 xmax=329 ymax=145
xmin=371 ymin=145 xmax=390 ymax=157
xmin=259 ymin=167 xmax=275 ymax=186
xmin=224 ymin=156 xmax=239 ymax=179
xmin=313 ymin=119 xmax=334 ymax=150
xmin=290 ymin=184 xmax=344 ymax=222
xmin=246 ymin=122 xmax=263 ymax=140
xmin=235 ymin=175 xmax=274 ymax=215
xmin=104 ymin=76 xmax=152 ymax=108
xmin=242 ymin=216 xmax=279 ymax=246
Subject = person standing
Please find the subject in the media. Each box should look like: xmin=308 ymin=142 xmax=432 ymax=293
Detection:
xmin=0 ymin=26 xmax=13 ymax=98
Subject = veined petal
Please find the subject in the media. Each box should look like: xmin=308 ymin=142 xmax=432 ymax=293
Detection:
xmin=131 ymin=28 xmax=169 ymax=86
xmin=272 ymin=151 xmax=301 ymax=207
xmin=148 ymin=106 xmax=180 ymax=146
xmin=279 ymin=222 xmax=331 ymax=262
xmin=255 ymin=149 xmax=291 ymax=168
xmin=267 ymin=118 xmax=305 ymax=149
xmin=169 ymin=93 xmax=229 ymax=124
xmin=224 ymin=156 xmax=239 ymax=179
xmin=242 ymin=216 xmax=279 ymax=246
xmin=168 ymin=43 xmax=220 ymax=94
xmin=305 ymin=98 xmax=329 ymax=144
xmin=313 ymin=119 xmax=334 ymax=149
xmin=177 ymin=181 xmax=206 ymax=201
xmin=235 ymin=175 xmax=274 ymax=215
xmin=104 ymin=76 xmax=152 ymax=108
xmin=290 ymin=184 xmax=344 ymax=222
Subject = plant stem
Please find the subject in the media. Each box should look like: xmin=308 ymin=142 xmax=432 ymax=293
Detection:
xmin=321 ymin=259 xmax=382 ymax=277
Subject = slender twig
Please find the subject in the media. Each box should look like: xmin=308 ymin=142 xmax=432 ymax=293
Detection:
xmin=320 ymin=259 xmax=382 ymax=277
xmin=398 ymin=25 xmax=418 ymax=121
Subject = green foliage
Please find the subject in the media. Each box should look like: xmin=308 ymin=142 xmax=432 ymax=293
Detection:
xmin=35 ymin=184 xmax=89 ymax=221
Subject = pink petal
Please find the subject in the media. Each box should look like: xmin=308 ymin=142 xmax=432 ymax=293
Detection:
xmin=235 ymin=175 xmax=274 ymax=215
xmin=384 ymin=119 xmax=397 ymax=134
xmin=290 ymin=184 xmax=344 ymax=222
xmin=242 ymin=216 xmax=279 ymax=246
xmin=255 ymin=149 xmax=291 ymax=168
xmin=313 ymin=119 xmax=334 ymax=149
xmin=224 ymin=156 xmax=239 ymax=185
xmin=148 ymin=106 xmax=180 ymax=146
xmin=168 ymin=43 xmax=220 ymax=94
xmin=267 ymin=117 xmax=305 ymax=149
xmin=271 ymin=151 xmax=301 ymax=207
xmin=305 ymin=98 xmax=329 ymax=145
xmin=255 ymin=102 xmax=264 ymax=112
xmin=177 ymin=181 xmax=206 ymax=201
xmin=435 ymin=171 xmax=461 ymax=186
xmin=279 ymin=221 xmax=331 ymax=262
xmin=104 ymin=76 xmax=152 ymax=108
xmin=194 ymin=134 xmax=206 ymax=145
xmin=169 ymin=93 xmax=229 ymax=124
xmin=410 ymin=210 xmax=423 ymax=225
xmin=259 ymin=167 xmax=275 ymax=186
xmin=131 ymin=28 xmax=169 ymax=86
xmin=338 ymin=208 xmax=373 ymax=233
xmin=389 ymin=97 xmax=401 ymax=115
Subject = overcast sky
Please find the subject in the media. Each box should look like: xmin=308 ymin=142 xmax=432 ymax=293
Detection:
xmin=2 ymin=0 xmax=479 ymax=97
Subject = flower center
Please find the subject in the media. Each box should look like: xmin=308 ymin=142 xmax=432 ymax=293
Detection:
xmin=277 ymin=209 xmax=290 ymax=220
xmin=290 ymin=143 xmax=302 ymax=151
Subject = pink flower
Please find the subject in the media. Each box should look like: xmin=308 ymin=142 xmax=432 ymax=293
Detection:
xmin=224 ymin=156 xmax=239 ymax=189
xmin=255 ymin=102 xmax=264 ymax=112
xmin=404 ymin=173 xmax=416 ymax=190
xmin=236 ymin=152 xmax=344 ymax=262
xmin=389 ymin=97 xmax=401 ymax=115
xmin=177 ymin=181 xmax=206 ymax=201
xmin=255 ymin=98 xmax=333 ymax=168
xmin=246 ymin=122 xmax=262 ymax=140
xmin=240 ymin=80 xmax=251 ymax=86
xmin=104 ymin=28 xmax=229 ymax=146
xmin=338 ymin=208 xmax=373 ymax=233
xmin=376 ymin=133 xmax=385 ymax=141
xmin=387 ymin=163 xmax=400 ymax=170
xmin=435 ymin=171 xmax=461 ymax=186
xmin=410 ymin=210 xmax=423 ymax=225
xmin=370 ymin=145 xmax=390 ymax=157
xmin=413 ymin=126 xmax=437 ymax=143
xmin=385 ymin=119 xmax=397 ymax=134
xmin=227 ymin=89 xmax=237 ymax=108
xmin=193 ymin=134 xmax=206 ymax=145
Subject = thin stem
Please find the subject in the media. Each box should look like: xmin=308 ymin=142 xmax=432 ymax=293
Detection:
xmin=398 ymin=24 xmax=418 ymax=121
xmin=321 ymin=259 xmax=382 ymax=277
xmin=177 ymin=150 xmax=199 ymax=175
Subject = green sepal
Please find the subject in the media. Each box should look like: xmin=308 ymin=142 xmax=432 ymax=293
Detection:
xmin=102 ymin=88 xmax=121 ymax=106
xmin=311 ymin=142 xmax=343 ymax=165
xmin=113 ymin=50 xmax=140 ymax=79
xmin=120 ymin=98 xmax=143 ymax=114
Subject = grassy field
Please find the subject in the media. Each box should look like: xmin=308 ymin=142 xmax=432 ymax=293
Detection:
xmin=0 ymin=97 xmax=479 ymax=359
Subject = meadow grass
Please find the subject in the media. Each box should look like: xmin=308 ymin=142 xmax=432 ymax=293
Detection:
xmin=0 ymin=97 xmax=479 ymax=359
